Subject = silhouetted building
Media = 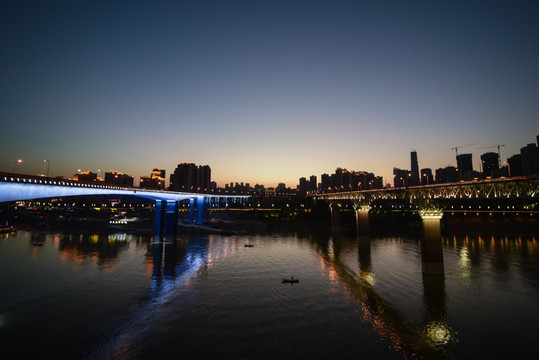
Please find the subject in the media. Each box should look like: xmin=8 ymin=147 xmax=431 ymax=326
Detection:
xmin=309 ymin=175 xmax=317 ymax=192
xmin=140 ymin=168 xmax=166 ymax=190
xmin=456 ymin=153 xmax=473 ymax=180
xmin=507 ymin=154 xmax=523 ymax=177
xmin=298 ymin=177 xmax=308 ymax=196
xmin=170 ymin=162 xmax=197 ymax=192
xmin=197 ymin=165 xmax=211 ymax=192
xmin=393 ymin=168 xmax=410 ymax=187
xmin=481 ymin=152 xmax=499 ymax=178
xmin=105 ymin=171 xmax=134 ymax=187
xmin=76 ymin=170 xmax=97 ymax=182
xmin=320 ymin=173 xmax=331 ymax=192
xmin=420 ymin=168 xmax=433 ymax=185
xmin=410 ymin=151 xmax=420 ymax=186
xmin=520 ymin=143 xmax=539 ymax=175
xmin=435 ymin=166 xmax=458 ymax=184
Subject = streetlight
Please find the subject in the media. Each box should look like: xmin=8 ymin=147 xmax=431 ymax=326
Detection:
xmin=43 ymin=160 xmax=50 ymax=177
xmin=12 ymin=159 xmax=22 ymax=173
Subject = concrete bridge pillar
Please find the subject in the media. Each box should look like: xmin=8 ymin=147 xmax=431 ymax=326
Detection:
xmin=197 ymin=196 xmax=205 ymax=224
xmin=330 ymin=203 xmax=341 ymax=232
xmin=189 ymin=198 xmax=195 ymax=223
xmin=154 ymin=200 xmax=178 ymax=238
xmin=420 ymin=217 xmax=444 ymax=275
xmin=355 ymin=205 xmax=370 ymax=241
xmin=165 ymin=200 xmax=178 ymax=238
xmin=154 ymin=199 xmax=167 ymax=236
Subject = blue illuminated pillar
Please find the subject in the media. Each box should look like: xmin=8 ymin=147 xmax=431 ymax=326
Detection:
xmin=204 ymin=197 xmax=211 ymax=220
xmin=197 ymin=196 xmax=204 ymax=224
xmin=154 ymin=200 xmax=166 ymax=236
xmin=165 ymin=200 xmax=178 ymax=237
xmin=189 ymin=198 xmax=195 ymax=223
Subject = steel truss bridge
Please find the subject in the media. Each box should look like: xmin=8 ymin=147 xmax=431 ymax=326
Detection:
xmin=313 ymin=176 xmax=539 ymax=219
xmin=0 ymin=172 xmax=249 ymax=236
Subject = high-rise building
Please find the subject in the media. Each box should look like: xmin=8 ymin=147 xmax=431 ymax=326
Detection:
xmin=520 ymin=143 xmax=539 ymax=175
xmin=480 ymin=152 xmax=499 ymax=178
xmin=410 ymin=151 xmax=420 ymax=186
xmin=197 ymin=165 xmax=211 ymax=193
xmin=435 ymin=166 xmax=458 ymax=184
xmin=507 ymin=154 xmax=523 ymax=177
xmin=169 ymin=162 xmax=211 ymax=193
xmin=456 ymin=153 xmax=473 ymax=180
xmin=393 ymin=168 xmax=410 ymax=187
xmin=104 ymin=171 xmax=134 ymax=187
xmin=309 ymin=175 xmax=317 ymax=192
xmin=140 ymin=168 xmax=166 ymax=190
xmin=420 ymin=168 xmax=433 ymax=185
xmin=76 ymin=170 xmax=97 ymax=182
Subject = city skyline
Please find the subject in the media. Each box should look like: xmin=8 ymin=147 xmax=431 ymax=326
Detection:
xmin=2 ymin=1 xmax=538 ymax=187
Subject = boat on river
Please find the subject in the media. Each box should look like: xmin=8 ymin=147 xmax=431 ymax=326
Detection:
xmin=244 ymin=244 xmax=254 ymax=247
xmin=282 ymin=277 xmax=299 ymax=283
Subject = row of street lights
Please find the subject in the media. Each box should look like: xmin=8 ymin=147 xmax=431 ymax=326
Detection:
xmin=11 ymin=159 xmax=51 ymax=177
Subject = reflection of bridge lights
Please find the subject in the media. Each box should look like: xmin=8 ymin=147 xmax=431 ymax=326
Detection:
xmin=457 ymin=247 xmax=471 ymax=278
xmin=425 ymin=321 xmax=453 ymax=345
xmin=360 ymin=272 xmax=375 ymax=286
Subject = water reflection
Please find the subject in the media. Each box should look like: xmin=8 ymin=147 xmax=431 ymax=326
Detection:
xmin=307 ymin=231 xmax=457 ymax=359
xmin=148 ymin=235 xmax=209 ymax=300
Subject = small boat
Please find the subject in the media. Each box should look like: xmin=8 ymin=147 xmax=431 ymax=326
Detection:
xmin=282 ymin=277 xmax=299 ymax=283
xmin=244 ymin=244 xmax=254 ymax=247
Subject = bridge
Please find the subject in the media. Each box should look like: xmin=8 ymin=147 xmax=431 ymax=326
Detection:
xmin=0 ymin=172 xmax=249 ymax=237
xmin=312 ymin=176 xmax=539 ymax=274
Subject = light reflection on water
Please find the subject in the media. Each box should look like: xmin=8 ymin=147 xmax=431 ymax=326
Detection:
xmin=0 ymin=228 xmax=537 ymax=359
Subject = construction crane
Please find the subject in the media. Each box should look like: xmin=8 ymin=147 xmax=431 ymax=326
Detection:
xmin=479 ymin=144 xmax=505 ymax=167
xmin=451 ymin=143 xmax=477 ymax=157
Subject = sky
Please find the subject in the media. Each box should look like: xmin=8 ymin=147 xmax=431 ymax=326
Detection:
xmin=1 ymin=0 xmax=538 ymax=188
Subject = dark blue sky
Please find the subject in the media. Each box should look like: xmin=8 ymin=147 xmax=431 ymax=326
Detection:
xmin=2 ymin=0 xmax=538 ymax=186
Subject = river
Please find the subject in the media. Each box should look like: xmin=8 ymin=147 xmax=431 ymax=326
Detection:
xmin=0 ymin=224 xmax=537 ymax=359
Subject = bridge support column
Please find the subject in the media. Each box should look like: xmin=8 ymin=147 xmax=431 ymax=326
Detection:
xmin=154 ymin=199 xmax=167 ymax=237
xmin=155 ymin=200 xmax=178 ymax=238
xmin=196 ymin=196 xmax=205 ymax=224
xmin=165 ymin=200 xmax=178 ymax=238
xmin=189 ymin=198 xmax=195 ymax=223
xmin=330 ymin=203 xmax=341 ymax=232
xmin=420 ymin=215 xmax=444 ymax=275
xmin=355 ymin=205 xmax=370 ymax=242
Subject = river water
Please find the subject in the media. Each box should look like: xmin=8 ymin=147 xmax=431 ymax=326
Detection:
xmin=0 ymin=225 xmax=537 ymax=359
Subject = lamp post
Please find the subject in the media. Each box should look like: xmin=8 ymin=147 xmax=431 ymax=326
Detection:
xmin=43 ymin=160 xmax=50 ymax=177
xmin=12 ymin=159 xmax=22 ymax=173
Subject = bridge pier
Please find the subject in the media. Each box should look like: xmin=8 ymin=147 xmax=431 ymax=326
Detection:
xmin=420 ymin=216 xmax=444 ymax=275
xmin=154 ymin=200 xmax=178 ymax=238
xmin=330 ymin=203 xmax=341 ymax=232
xmin=355 ymin=205 xmax=370 ymax=241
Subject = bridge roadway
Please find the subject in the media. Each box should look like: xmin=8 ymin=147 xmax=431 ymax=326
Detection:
xmin=0 ymin=172 xmax=250 ymax=236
